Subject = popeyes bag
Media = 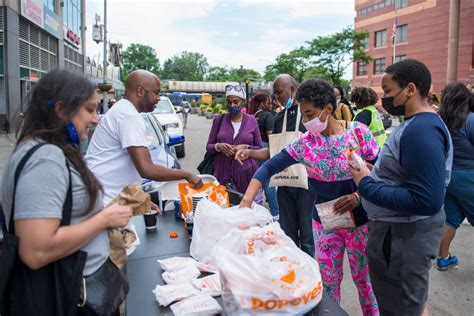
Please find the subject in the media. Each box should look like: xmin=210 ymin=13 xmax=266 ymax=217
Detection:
xmin=178 ymin=182 xmax=229 ymax=227
xmin=190 ymin=198 xmax=272 ymax=261
xmin=211 ymin=222 xmax=322 ymax=315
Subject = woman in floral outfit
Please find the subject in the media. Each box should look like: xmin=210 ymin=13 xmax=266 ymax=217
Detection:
xmin=239 ymin=79 xmax=380 ymax=315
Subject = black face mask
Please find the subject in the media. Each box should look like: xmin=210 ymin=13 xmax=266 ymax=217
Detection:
xmin=381 ymin=87 xmax=409 ymax=116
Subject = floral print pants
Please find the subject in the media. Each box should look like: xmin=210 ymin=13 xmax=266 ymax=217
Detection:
xmin=313 ymin=221 xmax=379 ymax=316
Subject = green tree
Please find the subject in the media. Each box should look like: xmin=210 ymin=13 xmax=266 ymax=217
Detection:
xmin=206 ymin=66 xmax=230 ymax=81
xmin=121 ymin=43 xmax=160 ymax=82
xmin=227 ymin=65 xmax=262 ymax=82
xmin=305 ymin=27 xmax=371 ymax=84
xmin=263 ymin=48 xmax=311 ymax=82
xmin=161 ymin=51 xmax=209 ymax=81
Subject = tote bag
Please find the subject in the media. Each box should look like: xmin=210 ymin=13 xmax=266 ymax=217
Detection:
xmin=268 ymin=106 xmax=308 ymax=189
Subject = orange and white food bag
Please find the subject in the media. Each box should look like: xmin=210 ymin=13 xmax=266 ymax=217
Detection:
xmin=211 ymin=222 xmax=323 ymax=315
xmin=178 ymin=182 xmax=229 ymax=226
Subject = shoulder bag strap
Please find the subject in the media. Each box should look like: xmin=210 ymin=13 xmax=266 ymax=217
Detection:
xmin=295 ymin=105 xmax=302 ymax=132
xmin=9 ymin=143 xmax=73 ymax=233
xmin=282 ymin=109 xmax=288 ymax=133
xmin=348 ymin=121 xmax=361 ymax=149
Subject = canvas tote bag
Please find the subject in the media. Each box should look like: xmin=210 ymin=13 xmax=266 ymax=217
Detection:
xmin=268 ymin=106 xmax=308 ymax=189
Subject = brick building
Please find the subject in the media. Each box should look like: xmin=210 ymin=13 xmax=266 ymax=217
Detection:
xmin=352 ymin=0 xmax=474 ymax=96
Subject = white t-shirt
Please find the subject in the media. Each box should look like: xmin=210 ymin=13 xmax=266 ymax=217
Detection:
xmin=86 ymin=99 xmax=147 ymax=204
xmin=231 ymin=121 xmax=241 ymax=139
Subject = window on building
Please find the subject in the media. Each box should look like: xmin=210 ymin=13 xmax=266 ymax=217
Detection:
xmin=395 ymin=0 xmax=408 ymax=9
xmin=395 ymin=24 xmax=408 ymax=43
xmin=374 ymin=58 xmax=386 ymax=75
xmin=64 ymin=0 xmax=82 ymax=36
xmin=394 ymin=55 xmax=407 ymax=63
xmin=357 ymin=61 xmax=368 ymax=76
xmin=362 ymin=36 xmax=369 ymax=49
xmin=375 ymin=30 xmax=387 ymax=47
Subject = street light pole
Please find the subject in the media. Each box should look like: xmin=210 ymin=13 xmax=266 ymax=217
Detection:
xmin=103 ymin=0 xmax=108 ymax=110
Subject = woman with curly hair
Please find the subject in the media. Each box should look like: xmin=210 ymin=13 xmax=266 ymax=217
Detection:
xmin=351 ymin=87 xmax=387 ymax=147
xmin=239 ymin=79 xmax=380 ymax=315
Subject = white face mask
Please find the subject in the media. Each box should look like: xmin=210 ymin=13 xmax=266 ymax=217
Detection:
xmin=302 ymin=109 xmax=328 ymax=135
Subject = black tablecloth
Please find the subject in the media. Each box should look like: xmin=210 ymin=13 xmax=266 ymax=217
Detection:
xmin=126 ymin=211 xmax=348 ymax=316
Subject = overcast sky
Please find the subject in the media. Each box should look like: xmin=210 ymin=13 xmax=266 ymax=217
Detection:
xmin=86 ymin=0 xmax=356 ymax=79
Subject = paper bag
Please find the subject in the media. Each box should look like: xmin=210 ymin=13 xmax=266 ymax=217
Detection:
xmin=107 ymin=183 xmax=151 ymax=268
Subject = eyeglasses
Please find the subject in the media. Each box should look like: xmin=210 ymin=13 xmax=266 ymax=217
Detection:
xmin=225 ymin=85 xmax=243 ymax=92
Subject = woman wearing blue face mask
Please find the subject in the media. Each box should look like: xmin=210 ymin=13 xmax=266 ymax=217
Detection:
xmin=239 ymin=79 xmax=380 ymax=315
xmin=205 ymin=85 xmax=263 ymax=200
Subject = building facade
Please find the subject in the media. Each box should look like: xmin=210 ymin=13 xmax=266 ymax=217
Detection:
xmin=353 ymin=0 xmax=474 ymax=96
xmin=0 ymin=0 xmax=86 ymax=132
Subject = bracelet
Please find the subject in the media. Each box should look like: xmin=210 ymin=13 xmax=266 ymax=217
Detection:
xmin=352 ymin=192 xmax=361 ymax=207
xmin=214 ymin=143 xmax=221 ymax=152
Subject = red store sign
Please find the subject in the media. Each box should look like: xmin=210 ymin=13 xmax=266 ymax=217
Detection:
xmin=67 ymin=30 xmax=81 ymax=45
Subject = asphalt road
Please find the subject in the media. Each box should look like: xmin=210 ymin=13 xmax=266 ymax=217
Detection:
xmin=178 ymin=112 xmax=473 ymax=316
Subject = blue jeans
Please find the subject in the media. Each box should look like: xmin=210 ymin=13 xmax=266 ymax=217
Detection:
xmin=260 ymin=142 xmax=279 ymax=217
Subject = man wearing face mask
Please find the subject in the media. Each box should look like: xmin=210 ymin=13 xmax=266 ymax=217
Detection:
xmin=235 ymin=74 xmax=316 ymax=257
xmin=86 ymin=70 xmax=203 ymax=204
xmin=239 ymin=79 xmax=381 ymax=315
xmin=205 ymin=85 xmax=262 ymax=200
xmin=350 ymin=59 xmax=453 ymax=316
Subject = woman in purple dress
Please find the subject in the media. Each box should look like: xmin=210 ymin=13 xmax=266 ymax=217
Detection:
xmin=205 ymin=85 xmax=262 ymax=198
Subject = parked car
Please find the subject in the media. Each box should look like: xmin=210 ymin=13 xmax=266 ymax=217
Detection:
xmin=152 ymin=96 xmax=186 ymax=158
xmin=81 ymin=112 xmax=183 ymax=183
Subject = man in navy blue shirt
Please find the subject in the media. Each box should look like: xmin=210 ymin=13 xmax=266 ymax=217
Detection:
xmin=350 ymin=59 xmax=453 ymax=316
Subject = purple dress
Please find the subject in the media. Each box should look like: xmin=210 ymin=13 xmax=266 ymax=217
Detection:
xmin=206 ymin=113 xmax=262 ymax=194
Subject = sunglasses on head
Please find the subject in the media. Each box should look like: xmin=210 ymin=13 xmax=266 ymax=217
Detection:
xmin=225 ymin=85 xmax=243 ymax=92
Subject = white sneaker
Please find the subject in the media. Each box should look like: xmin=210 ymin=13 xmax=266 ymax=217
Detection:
xmin=272 ymin=215 xmax=280 ymax=222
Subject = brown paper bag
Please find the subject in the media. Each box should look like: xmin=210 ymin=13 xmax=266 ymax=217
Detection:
xmin=107 ymin=183 xmax=151 ymax=268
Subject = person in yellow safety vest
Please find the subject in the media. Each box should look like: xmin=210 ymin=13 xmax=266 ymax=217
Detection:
xmin=350 ymin=87 xmax=387 ymax=148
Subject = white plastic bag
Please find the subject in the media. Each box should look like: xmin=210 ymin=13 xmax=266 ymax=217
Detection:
xmin=190 ymin=198 xmax=272 ymax=261
xmin=158 ymin=257 xmax=198 ymax=272
xmin=162 ymin=265 xmax=200 ymax=284
xmin=211 ymin=222 xmax=323 ymax=315
xmin=192 ymin=273 xmax=222 ymax=297
xmin=196 ymin=256 xmax=218 ymax=274
xmin=152 ymin=283 xmax=200 ymax=306
xmin=316 ymin=198 xmax=355 ymax=230
xmin=170 ymin=294 xmax=222 ymax=316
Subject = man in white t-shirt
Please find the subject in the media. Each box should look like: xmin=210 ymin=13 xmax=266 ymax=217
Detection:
xmin=86 ymin=70 xmax=202 ymax=204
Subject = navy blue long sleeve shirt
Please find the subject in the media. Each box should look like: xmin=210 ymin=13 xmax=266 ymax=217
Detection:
xmin=359 ymin=112 xmax=453 ymax=221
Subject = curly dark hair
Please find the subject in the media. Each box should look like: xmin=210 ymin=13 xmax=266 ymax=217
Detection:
xmin=296 ymin=79 xmax=337 ymax=113
xmin=439 ymin=82 xmax=474 ymax=133
xmin=384 ymin=59 xmax=431 ymax=98
xmin=350 ymin=87 xmax=379 ymax=108
xmin=17 ymin=69 xmax=103 ymax=213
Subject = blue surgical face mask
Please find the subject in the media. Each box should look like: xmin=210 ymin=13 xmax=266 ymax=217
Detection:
xmin=284 ymin=97 xmax=293 ymax=109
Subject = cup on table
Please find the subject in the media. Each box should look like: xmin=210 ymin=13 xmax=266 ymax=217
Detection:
xmin=143 ymin=210 xmax=158 ymax=230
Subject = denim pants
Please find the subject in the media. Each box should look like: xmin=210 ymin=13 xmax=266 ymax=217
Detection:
xmin=277 ymin=186 xmax=315 ymax=257
xmin=260 ymin=142 xmax=279 ymax=217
